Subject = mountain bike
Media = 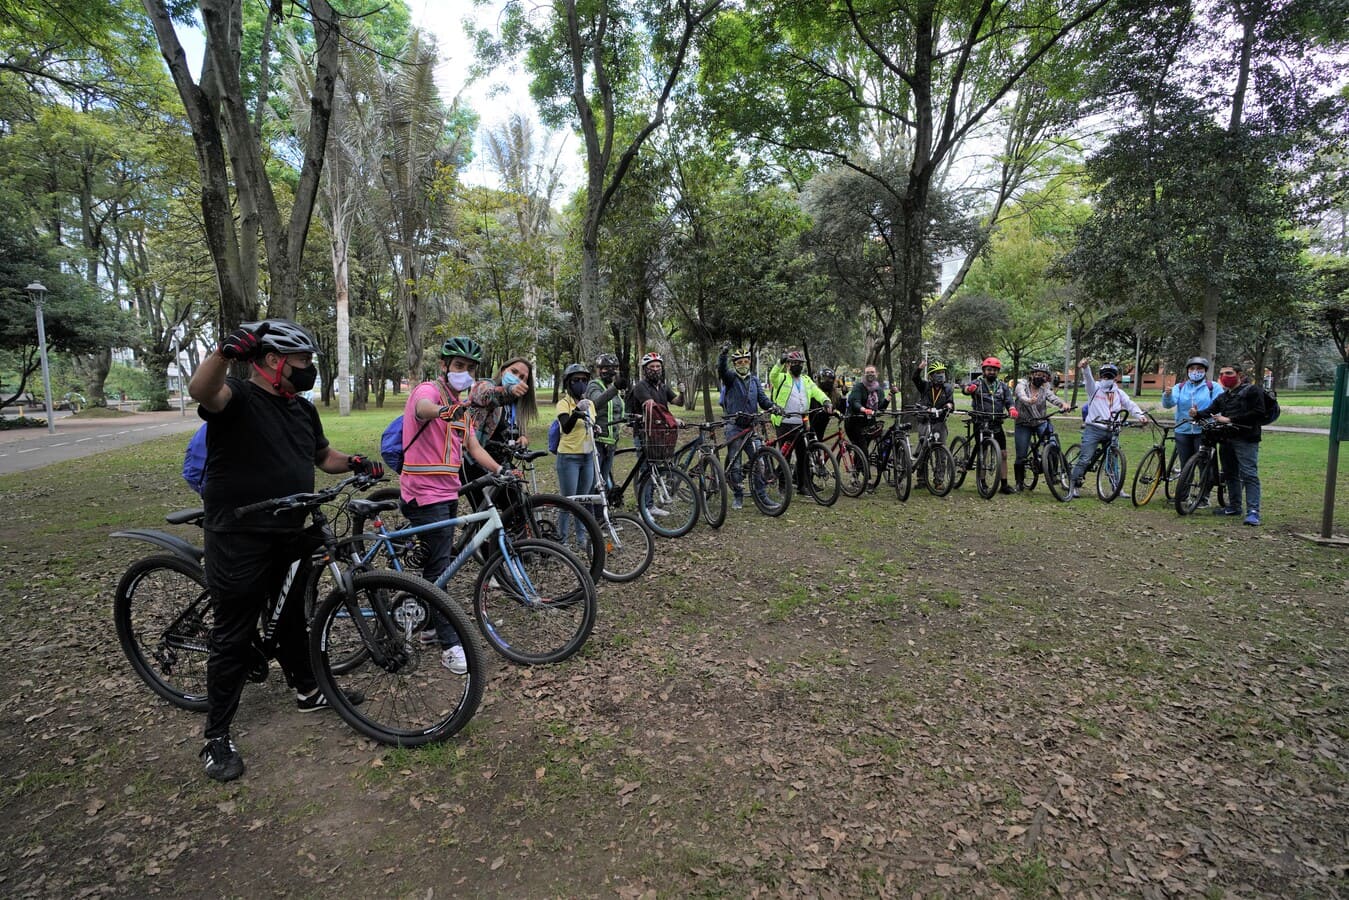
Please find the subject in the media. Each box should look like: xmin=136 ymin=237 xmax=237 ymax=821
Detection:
xmin=1132 ymin=421 xmax=1211 ymax=508
xmin=564 ymin=411 xmax=655 ymax=581
xmin=673 ymin=420 xmax=730 ymax=528
xmin=899 ymin=407 xmax=957 ymax=497
xmin=949 ymin=410 xmax=1006 ymax=499
xmin=1174 ymin=418 xmax=1232 ymax=516
xmin=721 ymin=412 xmax=793 ymax=516
xmin=864 ymin=411 xmax=914 ymax=500
xmin=1014 ymin=409 xmax=1073 ymax=499
xmin=1066 ymin=410 xmax=1139 ymax=503
xmin=817 ymin=411 xmax=870 ymax=497
xmin=344 ymin=470 xmax=597 ymax=664
xmin=765 ymin=417 xmax=840 ymax=506
xmin=112 ymin=474 xmax=486 ymax=747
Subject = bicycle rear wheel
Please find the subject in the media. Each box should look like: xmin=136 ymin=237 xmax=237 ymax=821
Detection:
xmin=1044 ymin=444 xmax=1072 ymax=502
xmin=1132 ymin=447 xmax=1165 ymax=507
xmin=600 ymin=512 xmax=655 ymax=583
xmin=523 ymin=494 xmax=606 ymax=584
xmin=835 ymin=441 xmax=869 ymax=497
xmin=474 ymin=538 xmax=596 ymax=664
xmin=638 ymin=465 xmax=699 ymax=537
xmin=922 ymin=444 xmax=956 ymax=497
xmin=948 ymin=437 xmax=970 ymax=489
xmin=805 ymin=441 xmax=841 ymax=506
xmin=749 ymin=446 xmax=792 ymax=516
xmin=975 ymin=437 xmax=1001 ymax=499
xmin=1097 ymin=445 xmax=1126 ymax=502
xmin=693 ymin=453 xmax=729 ymax=528
xmin=115 ymin=554 xmax=212 ymax=712
xmin=310 ymin=569 xmax=484 ymax=746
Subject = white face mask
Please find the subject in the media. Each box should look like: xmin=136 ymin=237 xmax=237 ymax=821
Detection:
xmin=447 ymin=370 xmax=475 ymax=391
xmin=1099 ymin=378 xmax=1115 ymax=391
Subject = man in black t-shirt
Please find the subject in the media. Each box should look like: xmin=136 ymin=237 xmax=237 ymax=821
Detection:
xmin=188 ymin=319 xmax=380 ymax=782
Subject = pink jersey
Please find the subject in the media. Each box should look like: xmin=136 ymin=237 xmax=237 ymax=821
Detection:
xmin=399 ymin=380 xmax=467 ymax=505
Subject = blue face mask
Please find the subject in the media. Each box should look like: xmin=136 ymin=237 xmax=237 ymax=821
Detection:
xmin=501 ymin=372 xmax=522 ymax=388
xmin=568 ymin=379 xmax=589 ymax=399
xmin=1188 ymin=370 xmax=1205 ymax=383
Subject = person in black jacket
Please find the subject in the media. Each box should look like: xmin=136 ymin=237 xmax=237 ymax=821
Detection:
xmin=845 ymin=365 xmax=893 ymax=455
xmin=912 ymin=361 xmax=956 ymax=445
xmin=1197 ymin=362 xmax=1266 ymax=525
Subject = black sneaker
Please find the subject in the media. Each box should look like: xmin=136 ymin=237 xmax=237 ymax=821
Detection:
xmin=999 ymin=483 xmax=1019 ymax=495
xmin=200 ymin=735 xmax=245 ymax=782
xmin=296 ymin=688 xmax=366 ymax=713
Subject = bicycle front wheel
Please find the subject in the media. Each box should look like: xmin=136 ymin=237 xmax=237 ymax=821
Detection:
xmin=1174 ymin=452 xmax=1213 ymax=516
xmin=114 ymin=554 xmax=212 ymax=712
xmin=1132 ymin=447 xmax=1165 ymax=507
xmin=475 ymin=538 xmax=596 ymax=664
xmin=600 ymin=512 xmax=655 ymax=583
xmin=805 ymin=441 xmax=841 ymax=506
xmin=948 ymin=437 xmax=970 ymax=489
xmin=892 ymin=441 xmax=912 ymax=502
xmin=1097 ymin=445 xmax=1126 ymax=502
xmin=836 ymin=441 xmax=870 ymax=497
xmin=310 ymin=570 xmax=485 ymax=746
xmin=975 ymin=438 xmax=1002 ymax=499
xmin=523 ymin=494 xmax=606 ymax=585
xmin=693 ymin=453 xmax=729 ymax=528
xmin=922 ymin=444 xmax=956 ymax=497
xmin=638 ymin=465 xmax=699 ymax=537
xmin=1044 ymin=444 xmax=1072 ymax=502
xmin=749 ymin=446 xmax=793 ymax=516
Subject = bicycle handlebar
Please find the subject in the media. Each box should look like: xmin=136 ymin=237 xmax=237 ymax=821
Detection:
xmin=233 ymin=473 xmax=384 ymax=518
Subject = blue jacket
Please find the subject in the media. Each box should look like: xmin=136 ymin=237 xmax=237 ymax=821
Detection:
xmin=1161 ymin=377 xmax=1224 ymax=435
xmin=718 ymin=348 xmax=773 ymax=421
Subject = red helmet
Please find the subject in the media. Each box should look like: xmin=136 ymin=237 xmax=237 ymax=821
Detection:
xmin=981 ymin=357 xmax=1002 ymax=370
xmin=640 ymin=352 xmax=663 ymax=369
xmin=785 ymin=350 xmax=805 ymax=363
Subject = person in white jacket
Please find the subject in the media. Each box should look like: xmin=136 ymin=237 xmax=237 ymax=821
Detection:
xmin=1068 ymin=358 xmax=1148 ymax=498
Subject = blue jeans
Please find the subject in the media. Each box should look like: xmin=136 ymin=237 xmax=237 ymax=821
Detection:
xmin=596 ymin=442 xmax=616 ymax=490
xmin=400 ymin=498 xmax=460 ymax=649
xmin=1219 ymin=438 xmax=1260 ymax=513
xmin=554 ymin=453 xmax=594 ymax=541
xmin=1175 ymin=431 xmax=1201 ymax=470
xmin=1070 ymin=424 xmax=1112 ymax=487
xmin=1013 ymin=421 xmax=1052 ymax=466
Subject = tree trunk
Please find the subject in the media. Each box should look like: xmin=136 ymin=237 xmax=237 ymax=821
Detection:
xmin=332 ymin=232 xmax=351 ymax=415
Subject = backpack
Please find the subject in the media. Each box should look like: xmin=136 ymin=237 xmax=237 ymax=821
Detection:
xmin=182 ymin=423 xmax=208 ymax=496
xmin=1257 ymin=387 xmax=1281 ymax=426
xmin=381 ymin=415 xmax=434 ymax=474
xmin=547 ymin=418 xmax=562 ymax=454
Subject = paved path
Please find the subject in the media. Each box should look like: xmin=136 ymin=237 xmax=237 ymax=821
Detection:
xmin=0 ymin=410 xmax=201 ymax=475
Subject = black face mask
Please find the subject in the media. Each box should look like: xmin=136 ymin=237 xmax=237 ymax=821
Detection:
xmin=1031 ymin=376 xmax=1047 ymax=387
xmin=789 ymin=365 xmax=803 ymax=377
xmin=931 ymin=373 xmax=945 ymax=385
xmin=286 ymin=363 xmax=318 ymax=393
xmin=644 ymin=370 xmax=662 ymax=385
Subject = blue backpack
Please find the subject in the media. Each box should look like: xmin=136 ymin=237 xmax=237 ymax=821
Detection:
xmin=182 ymin=423 xmax=208 ymax=495
xmin=380 ymin=414 xmax=434 ymax=474
xmin=547 ymin=418 xmax=562 ymax=454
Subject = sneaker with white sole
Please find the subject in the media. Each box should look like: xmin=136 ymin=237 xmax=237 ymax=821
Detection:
xmin=296 ymin=688 xmax=365 ymax=713
xmin=200 ymin=735 xmax=245 ymax=782
xmin=646 ymin=506 xmax=669 ymax=518
xmin=731 ymin=497 xmax=743 ymax=510
xmin=1066 ymin=488 xmax=1079 ymax=499
xmin=441 ymin=645 xmax=468 ymax=674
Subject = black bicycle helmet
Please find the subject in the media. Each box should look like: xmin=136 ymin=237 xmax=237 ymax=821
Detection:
xmin=439 ymin=336 xmax=483 ymax=363
xmin=1186 ymin=356 xmax=1210 ymax=371
xmin=594 ymin=353 xmax=618 ymax=369
xmin=1098 ymin=362 xmax=1120 ymax=378
xmin=562 ymin=362 xmax=592 ymax=383
xmin=819 ymin=367 xmax=835 ymax=379
xmin=251 ymin=319 xmax=318 ymax=355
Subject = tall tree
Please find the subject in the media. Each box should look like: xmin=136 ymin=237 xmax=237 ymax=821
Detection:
xmin=474 ymin=0 xmax=726 ymax=357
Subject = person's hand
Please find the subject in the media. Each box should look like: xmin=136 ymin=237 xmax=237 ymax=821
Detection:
xmin=1137 ymin=415 xmax=1149 ymax=425
xmin=824 ymin=403 xmax=834 ymax=413
xmin=861 ymin=407 xmax=874 ymax=416
xmin=1077 ymin=357 xmax=1089 ymax=369
xmin=1188 ymin=404 xmax=1199 ymax=417
xmin=616 ymin=375 xmax=630 ymax=391
xmin=964 ymin=383 xmax=977 ymax=395
xmin=675 ymin=418 xmax=685 ymax=427
xmin=348 ymin=455 xmax=384 ymax=479
xmin=1214 ymin=414 xmax=1230 ymax=424
xmin=508 ymin=381 xmax=528 ymax=398
xmin=577 ymin=398 xmax=592 ymax=414
xmin=721 ymin=340 xmax=732 ymax=352
xmin=219 ymin=322 xmax=269 ymax=360
xmin=1009 ymin=407 xmax=1020 ymax=419
xmin=517 ymin=433 xmax=530 ymax=447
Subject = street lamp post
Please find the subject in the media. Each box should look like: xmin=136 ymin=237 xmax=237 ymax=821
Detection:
xmin=1062 ymin=301 xmax=1074 ymax=392
xmin=26 ymin=282 xmax=55 ymax=435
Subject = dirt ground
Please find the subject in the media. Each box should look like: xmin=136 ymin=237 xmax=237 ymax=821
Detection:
xmin=0 ymin=434 xmax=1345 ymax=898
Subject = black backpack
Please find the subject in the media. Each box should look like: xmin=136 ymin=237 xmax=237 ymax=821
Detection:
xmin=1257 ymin=387 xmax=1281 ymax=426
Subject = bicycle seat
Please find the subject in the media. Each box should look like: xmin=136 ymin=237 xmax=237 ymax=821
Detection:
xmin=347 ymin=498 xmax=400 ymax=517
xmin=164 ymin=508 xmax=204 ymax=525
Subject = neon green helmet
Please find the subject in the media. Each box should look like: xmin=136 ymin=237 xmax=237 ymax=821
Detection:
xmin=439 ymin=336 xmax=483 ymax=363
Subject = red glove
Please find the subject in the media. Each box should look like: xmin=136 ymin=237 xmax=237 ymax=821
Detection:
xmin=963 ymin=383 xmax=977 ymax=395
xmin=348 ymin=455 xmax=384 ymax=479
xmin=1009 ymin=407 xmax=1019 ymax=419
xmin=218 ymin=322 xmax=269 ymax=360
xmin=861 ymin=407 xmax=874 ymax=416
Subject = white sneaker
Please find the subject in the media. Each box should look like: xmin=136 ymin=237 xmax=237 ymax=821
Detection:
xmin=441 ymin=645 xmax=468 ymax=674
xmin=1067 ymin=489 xmax=1079 ymax=499
xmin=646 ymin=506 xmax=669 ymax=518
